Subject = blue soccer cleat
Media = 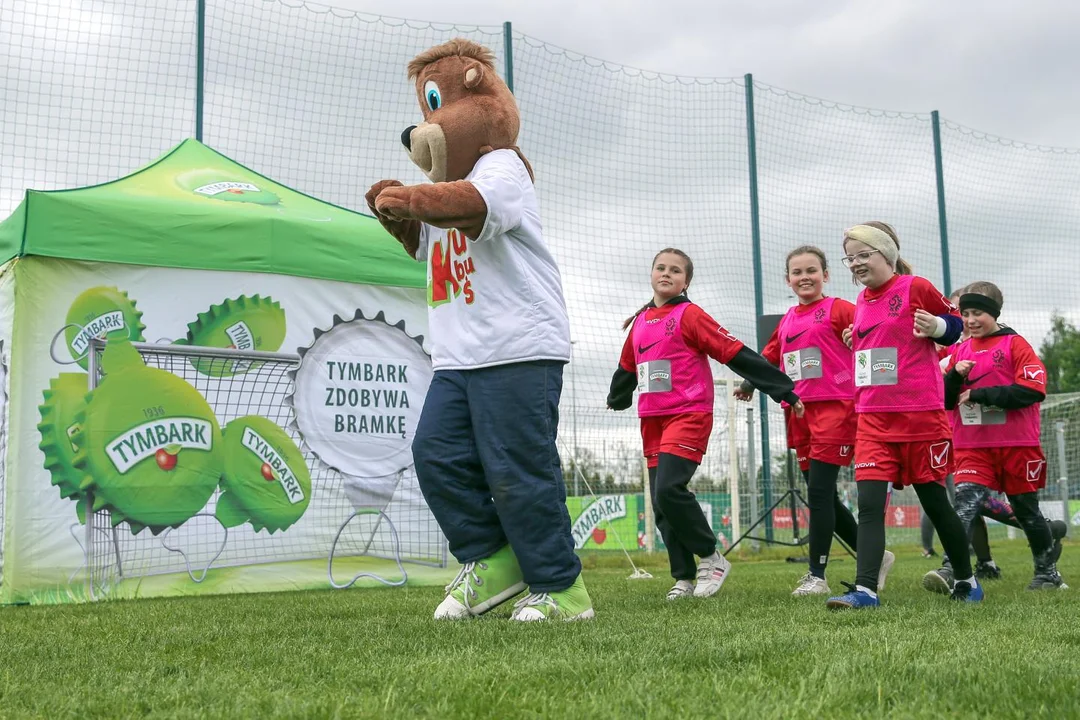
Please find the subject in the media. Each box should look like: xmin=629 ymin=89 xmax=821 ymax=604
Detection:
xmin=826 ymin=582 xmax=880 ymax=610
xmin=951 ymin=579 xmax=984 ymax=602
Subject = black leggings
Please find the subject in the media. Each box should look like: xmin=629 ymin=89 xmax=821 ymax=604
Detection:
xmin=954 ymin=484 xmax=1055 ymax=574
xmin=856 ymin=481 xmax=972 ymax=591
xmin=804 ymin=461 xmax=858 ymax=578
xmin=923 ymin=477 xmax=1019 ymax=562
xmin=650 ymin=453 xmax=717 ymax=580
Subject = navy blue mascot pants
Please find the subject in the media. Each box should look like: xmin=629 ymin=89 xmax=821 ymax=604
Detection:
xmin=412 ymin=360 xmax=581 ymax=593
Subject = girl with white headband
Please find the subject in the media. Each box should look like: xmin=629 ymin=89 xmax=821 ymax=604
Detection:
xmin=825 ymin=221 xmax=981 ymax=609
xmin=736 ymin=245 xmax=894 ymax=597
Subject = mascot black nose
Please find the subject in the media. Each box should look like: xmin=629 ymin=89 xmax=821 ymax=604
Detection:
xmin=401 ymin=125 xmax=416 ymax=151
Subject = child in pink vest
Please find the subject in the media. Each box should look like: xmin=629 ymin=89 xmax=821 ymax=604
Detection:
xmin=924 ymin=281 xmax=1067 ymax=591
xmin=737 ymin=246 xmax=895 ymax=596
xmin=825 ymin=221 xmax=982 ymax=609
xmin=607 ymin=248 xmax=804 ymax=601
xmin=925 ymin=287 xmax=1064 ymax=578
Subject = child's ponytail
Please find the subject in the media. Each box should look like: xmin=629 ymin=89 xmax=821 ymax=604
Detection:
xmin=622 ymin=302 xmax=653 ymax=330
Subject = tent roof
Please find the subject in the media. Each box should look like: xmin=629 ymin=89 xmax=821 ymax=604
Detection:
xmin=0 ymin=139 xmax=424 ymax=288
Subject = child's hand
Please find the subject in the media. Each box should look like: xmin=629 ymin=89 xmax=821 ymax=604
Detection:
xmin=733 ymin=389 xmax=753 ymax=402
xmin=958 ymin=389 xmax=973 ymax=405
xmin=953 ymin=360 xmax=975 ymax=377
xmin=913 ymin=309 xmax=940 ymax=338
xmin=791 ymin=400 xmax=806 ymax=418
xmin=842 ymin=324 xmax=853 ymax=348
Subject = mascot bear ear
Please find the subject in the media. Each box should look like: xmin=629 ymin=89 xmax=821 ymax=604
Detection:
xmin=463 ymin=60 xmax=485 ymax=89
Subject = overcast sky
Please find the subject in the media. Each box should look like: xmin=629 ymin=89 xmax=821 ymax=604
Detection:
xmin=338 ymin=0 xmax=1080 ymax=148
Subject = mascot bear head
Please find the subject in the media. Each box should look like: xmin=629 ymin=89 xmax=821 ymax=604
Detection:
xmin=401 ymin=38 xmax=532 ymax=184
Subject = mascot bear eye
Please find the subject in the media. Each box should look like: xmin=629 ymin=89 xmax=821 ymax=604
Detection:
xmin=424 ymin=80 xmax=442 ymax=111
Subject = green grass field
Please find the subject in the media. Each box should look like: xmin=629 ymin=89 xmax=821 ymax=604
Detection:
xmin=0 ymin=541 xmax=1076 ymax=719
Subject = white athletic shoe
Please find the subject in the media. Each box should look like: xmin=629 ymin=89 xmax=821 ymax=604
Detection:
xmin=667 ymin=580 xmax=695 ymax=601
xmin=433 ymin=593 xmax=471 ymax=620
xmin=692 ymin=552 xmax=732 ymax=598
xmin=878 ymin=550 xmax=896 ymax=592
xmin=792 ymin=572 xmax=830 ymax=596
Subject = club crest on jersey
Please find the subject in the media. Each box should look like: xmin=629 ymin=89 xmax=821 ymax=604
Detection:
xmin=785 ymin=353 xmax=798 ymax=369
xmin=993 ymin=349 xmax=1006 ymax=366
xmin=665 ymin=317 xmax=677 ymax=336
xmin=1023 ymin=365 xmax=1046 ymax=383
xmin=814 ymin=307 xmax=826 ymax=323
xmin=887 ymin=293 xmax=903 ymax=317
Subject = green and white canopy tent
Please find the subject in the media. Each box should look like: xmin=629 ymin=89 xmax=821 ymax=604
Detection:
xmin=0 ymin=139 xmax=448 ymax=604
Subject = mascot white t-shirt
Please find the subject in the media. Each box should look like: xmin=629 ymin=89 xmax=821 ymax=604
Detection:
xmin=415 ymin=149 xmax=572 ymax=370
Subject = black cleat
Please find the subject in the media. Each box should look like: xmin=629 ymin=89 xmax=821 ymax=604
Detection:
xmin=1027 ymin=571 xmax=1068 ymax=591
xmin=975 ymin=560 xmax=1002 ymax=580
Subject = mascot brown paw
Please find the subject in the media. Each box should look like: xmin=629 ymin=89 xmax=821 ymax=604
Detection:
xmin=365 ymin=179 xmax=421 ymax=257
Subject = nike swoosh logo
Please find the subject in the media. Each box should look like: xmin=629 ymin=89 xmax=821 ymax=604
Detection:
xmin=856 ymin=322 xmax=884 ymax=339
xmin=964 ymin=372 xmax=991 ymax=385
xmin=638 ymin=340 xmax=661 ymax=354
xmin=785 ymin=330 xmax=808 ymax=343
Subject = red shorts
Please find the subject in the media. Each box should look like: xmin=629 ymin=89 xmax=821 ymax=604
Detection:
xmin=785 ymin=406 xmax=810 ymax=449
xmin=785 ymin=406 xmax=810 ymax=470
xmin=641 ymin=412 xmax=713 ymax=468
xmin=954 ymin=446 xmax=1047 ymax=496
xmin=854 ymin=437 xmax=953 ymax=488
xmin=787 ymin=402 xmax=855 ymax=472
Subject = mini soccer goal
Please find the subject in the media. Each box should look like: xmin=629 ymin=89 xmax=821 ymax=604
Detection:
xmin=80 ymin=339 xmax=446 ymax=600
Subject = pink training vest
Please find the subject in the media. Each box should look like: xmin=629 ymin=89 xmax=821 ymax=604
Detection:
xmin=852 ymin=275 xmax=944 ymax=413
xmin=777 ymin=297 xmax=854 ymax=403
xmin=632 ymin=303 xmax=714 ymax=417
xmin=949 ymin=336 xmax=1040 ymax=448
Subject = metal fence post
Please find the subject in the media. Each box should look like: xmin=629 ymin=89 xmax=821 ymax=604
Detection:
xmin=195 ymin=0 xmax=206 ymax=142
xmin=642 ymin=457 xmax=655 ymax=552
xmin=1056 ymin=421 xmax=1070 ymax=536
xmin=931 ymin=111 xmax=951 ymax=294
xmin=744 ymin=73 xmax=773 ymax=541
xmin=746 ymin=406 xmax=759 ymax=538
xmin=503 ymin=21 xmax=514 ymax=93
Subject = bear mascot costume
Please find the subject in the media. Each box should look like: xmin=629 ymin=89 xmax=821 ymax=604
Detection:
xmin=365 ymin=38 xmax=593 ymax=622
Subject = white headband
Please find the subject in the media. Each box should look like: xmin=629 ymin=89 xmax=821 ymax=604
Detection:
xmin=844 ymin=225 xmax=899 ymax=266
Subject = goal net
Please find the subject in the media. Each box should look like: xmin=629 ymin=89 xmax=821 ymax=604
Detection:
xmin=83 ymin=340 xmax=446 ymax=599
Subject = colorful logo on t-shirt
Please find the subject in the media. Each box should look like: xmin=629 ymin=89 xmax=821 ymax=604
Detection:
xmin=428 ymin=229 xmax=476 ymax=307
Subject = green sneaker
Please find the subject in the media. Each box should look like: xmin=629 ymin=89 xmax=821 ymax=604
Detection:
xmin=509 ymin=574 xmax=595 ymax=622
xmin=434 ymin=544 xmax=526 ymax=620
